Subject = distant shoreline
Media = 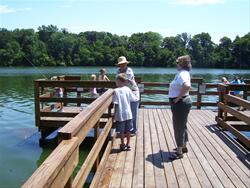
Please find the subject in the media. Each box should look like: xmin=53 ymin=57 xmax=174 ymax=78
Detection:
xmin=0 ymin=65 xmax=249 ymax=70
xmin=1 ymin=26 xmax=249 ymax=69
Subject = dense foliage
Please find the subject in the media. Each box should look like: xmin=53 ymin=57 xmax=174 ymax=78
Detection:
xmin=0 ymin=25 xmax=249 ymax=68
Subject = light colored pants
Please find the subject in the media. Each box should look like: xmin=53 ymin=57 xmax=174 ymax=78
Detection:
xmin=130 ymin=101 xmax=139 ymax=133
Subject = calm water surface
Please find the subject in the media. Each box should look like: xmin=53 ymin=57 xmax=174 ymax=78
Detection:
xmin=0 ymin=67 xmax=249 ymax=188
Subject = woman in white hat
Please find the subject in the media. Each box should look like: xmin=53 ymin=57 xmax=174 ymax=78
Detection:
xmin=116 ymin=56 xmax=140 ymax=135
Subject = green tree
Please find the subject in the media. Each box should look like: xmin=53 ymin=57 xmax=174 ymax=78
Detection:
xmin=38 ymin=25 xmax=59 ymax=43
xmin=0 ymin=41 xmax=23 ymax=66
xmin=232 ymin=33 xmax=250 ymax=69
xmin=0 ymin=26 xmax=249 ymax=69
xmin=214 ymin=37 xmax=233 ymax=68
xmin=188 ymin=32 xmax=216 ymax=67
xmin=162 ymin=36 xmax=187 ymax=61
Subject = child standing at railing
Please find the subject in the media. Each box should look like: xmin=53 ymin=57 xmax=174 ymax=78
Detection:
xmin=51 ymin=76 xmax=63 ymax=111
xmin=98 ymin=68 xmax=110 ymax=95
xmin=90 ymin=74 xmax=99 ymax=98
xmin=113 ymin=73 xmax=137 ymax=151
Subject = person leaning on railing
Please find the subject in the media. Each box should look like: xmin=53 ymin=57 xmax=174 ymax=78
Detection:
xmin=169 ymin=55 xmax=192 ymax=160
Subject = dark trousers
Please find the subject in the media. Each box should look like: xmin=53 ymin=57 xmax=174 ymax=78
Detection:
xmin=170 ymin=96 xmax=192 ymax=147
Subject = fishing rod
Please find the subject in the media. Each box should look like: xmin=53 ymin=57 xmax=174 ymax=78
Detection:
xmin=22 ymin=54 xmax=49 ymax=80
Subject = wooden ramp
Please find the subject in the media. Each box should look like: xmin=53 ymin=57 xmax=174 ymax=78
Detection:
xmin=98 ymin=109 xmax=250 ymax=188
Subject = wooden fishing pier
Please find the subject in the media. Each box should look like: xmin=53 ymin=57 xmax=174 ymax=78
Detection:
xmin=22 ymin=76 xmax=250 ymax=188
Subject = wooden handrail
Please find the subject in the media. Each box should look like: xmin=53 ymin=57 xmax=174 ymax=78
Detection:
xmin=36 ymin=80 xmax=116 ymax=88
xmin=228 ymin=84 xmax=250 ymax=91
xmin=35 ymin=78 xmax=222 ymax=113
xmin=72 ymin=118 xmax=113 ymax=188
xmin=39 ymin=97 xmax=95 ymax=103
xmin=224 ymin=94 xmax=250 ymax=110
xmin=58 ymin=89 xmax=113 ymax=140
xmin=216 ymin=83 xmax=250 ymax=149
xmin=140 ymin=78 xmax=218 ymax=108
xmin=216 ymin=117 xmax=250 ymax=149
xmin=89 ymin=130 xmax=116 ymax=188
xmin=142 ymin=82 xmax=169 ymax=87
xmin=22 ymin=137 xmax=79 ymax=188
xmin=217 ymin=102 xmax=250 ymax=125
xmin=24 ymin=88 xmax=115 ymax=187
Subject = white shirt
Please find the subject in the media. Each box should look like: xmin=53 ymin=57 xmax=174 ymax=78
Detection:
xmin=112 ymin=86 xmax=137 ymax=122
xmin=117 ymin=67 xmax=140 ymax=101
xmin=169 ymin=70 xmax=191 ymax=98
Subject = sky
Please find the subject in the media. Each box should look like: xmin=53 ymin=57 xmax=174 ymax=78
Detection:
xmin=0 ymin=0 xmax=249 ymax=43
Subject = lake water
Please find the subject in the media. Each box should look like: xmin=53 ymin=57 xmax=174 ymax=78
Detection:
xmin=0 ymin=67 xmax=249 ymax=188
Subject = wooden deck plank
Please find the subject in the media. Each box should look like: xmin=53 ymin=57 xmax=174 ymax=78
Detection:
xmin=164 ymin=109 xmax=205 ymax=188
xmin=200 ymin=110 xmax=250 ymax=175
xmin=149 ymin=109 xmax=167 ymax=188
xmin=163 ymin=109 xmax=224 ymax=188
xmin=161 ymin=109 xmax=191 ymax=188
xmin=97 ymin=137 xmax=119 ymax=188
xmin=143 ymin=109 xmax=156 ymax=187
xmin=184 ymin=140 xmax=213 ymax=188
xmin=120 ymin=135 xmax=136 ymax=188
xmin=132 ymin=109 xmax=144 ymax=188
xmin=188 ymin=111 xmax=237 ymax=188
xmin=109 ymin=141 xmax=127 ymax=187
xmin=155 ymin=109 xmax=179 ymax=188
xmin=194 ymin=110 xmax=250 ymax=187
xmin=187 ymin=129 xmax=224 ymax=188
xmin=99 ymin=109 xmax=250 ymax=188
xmin=160 ymin=109 xmax=202 ymax=188
xmin=159 ymin=111 xmax=213 ymax=188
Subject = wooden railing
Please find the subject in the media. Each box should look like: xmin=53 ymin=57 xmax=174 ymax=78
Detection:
xmin=23 ymin=89 xmax=115 ymax=188
xmin=140 ymin=78 xmax=220 ymax=109
xmin=34 ymin=77 xmax=116 ymax=140
xmin=35 ymin=76 xmax=250 ymax=140
xmin=141 ymin=79 xmax=250 ymax=109
xmin=216 ymin=84 xmax=250 ymax=149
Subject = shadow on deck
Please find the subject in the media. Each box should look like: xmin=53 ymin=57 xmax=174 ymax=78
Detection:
xmin=98 ymin=109 xmax=250 ymax=188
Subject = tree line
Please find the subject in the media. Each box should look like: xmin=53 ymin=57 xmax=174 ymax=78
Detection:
xmin=0 ymin=25 xmax=249 ymax=68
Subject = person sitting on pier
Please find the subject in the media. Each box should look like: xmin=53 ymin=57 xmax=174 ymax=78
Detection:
xmin=113 ymin=73 xmax=137 ymax=151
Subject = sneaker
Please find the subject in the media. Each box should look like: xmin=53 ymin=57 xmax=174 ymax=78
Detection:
xmin=170 ymin=152 xmax=183 ymax=160
xmin=125 ymin=145 xmax=131 ymax=151
xmin=130 ymin=130 xmax=137 ymax=137
xmin=173 ymin=147 xmax=188 ymax=153
xmin=120 ymin=144 xmax=126 ymax=151
xmin=130 ymin=133 xmax=136 ymax=137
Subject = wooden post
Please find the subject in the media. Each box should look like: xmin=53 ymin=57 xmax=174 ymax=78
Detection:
xmin=217 ymin=84 xmax=229 ymax=119
xmin=41 ymin=87 xmax=44 ymax=109
xmin=77 ymin=90 xmax=81 ymax=106
xmin=34 ymin=80 xmax=40 ymax=127
xmin=135 ymin=77 xmax=142 ymax=108
xmin=108 ymin=103 xmax=113 ymax=117
xmin=94 ymin=121 xmax=100 ymax=171
xmin=243 ymin=85 xmax=247 ymax=100
xmin=197 ymin=79 xmax=203 ymax=109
